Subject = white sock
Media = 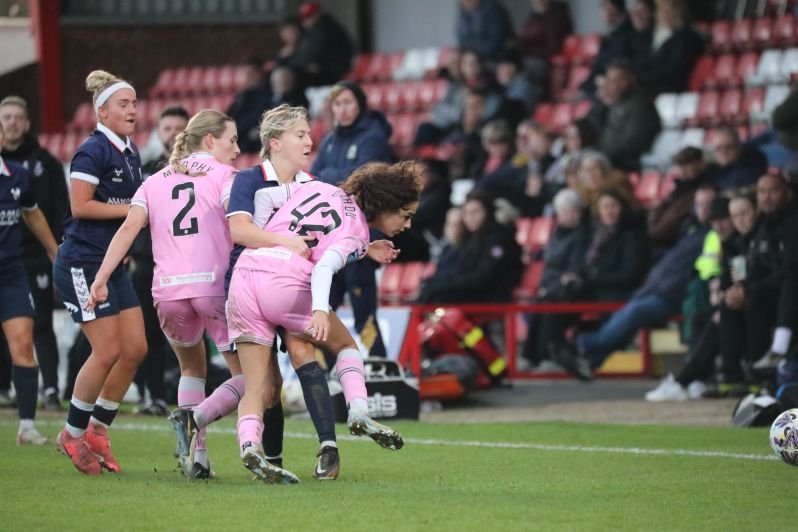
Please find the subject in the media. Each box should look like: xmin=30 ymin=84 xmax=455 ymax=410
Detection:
xmin=320 ymin=440 xmax=337 ymax=449
xmin=19 ymin=419 xmax=34 ymax=432
xmin=772 ymin=327 xmax=793 ymax=355
xmin=348 ymin=398 xmax=369 ymax=414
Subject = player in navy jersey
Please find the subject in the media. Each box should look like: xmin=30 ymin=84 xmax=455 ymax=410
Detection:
xmin=0 ymin=121 xmax=58 ymax=445
xmin=53 ymin=70 xmax=147 ymax=476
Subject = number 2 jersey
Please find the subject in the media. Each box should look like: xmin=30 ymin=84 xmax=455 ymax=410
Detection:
xmin=131 ymin=153 xmax=235 ymax=301
xmin=234 ymin=180 xmax=369 ymax=281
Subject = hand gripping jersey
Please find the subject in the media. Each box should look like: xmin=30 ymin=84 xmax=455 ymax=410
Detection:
xmin=131 ymin=153 xmax=235 ymax=301
xmin=235 ymin=180 xmax=369 ymax=281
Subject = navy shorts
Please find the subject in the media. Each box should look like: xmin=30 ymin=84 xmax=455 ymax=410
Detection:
xmin=0 ymin=261 xmax=36 ymax=323
xmin=53 ymin=258 xmax=139 ymax=323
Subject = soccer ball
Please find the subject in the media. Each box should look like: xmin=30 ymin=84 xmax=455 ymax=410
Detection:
xmin=770 ymin=408 xmax=798 ymax=465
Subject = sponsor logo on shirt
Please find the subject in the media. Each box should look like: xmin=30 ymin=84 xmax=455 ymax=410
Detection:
xmin=0 ymin=208 xmax=21 ymax=226
xmin=244 ymin=248 xmax=292 ymax=260
xmin=107 ymin=197 xmax=132 ymax=205
xmin=159 ymin=272 xmax=216 ymax=286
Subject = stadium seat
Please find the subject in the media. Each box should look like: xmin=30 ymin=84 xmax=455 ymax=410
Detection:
xmin=689 ymin=55 xmax=714 ymax=91
xmin=752 ymin=17 xmax=774 ymax=49
xmin=388 ymin=113 xmax=417 ymax=147
xmin=559 ymin=64 xmax=590 ymax=101
xmin=635 ymin=169 xmax=662 ymax=206
xmin=680 ymin=128 xmax=705 ymax=150
xmin=347 ymin=54 xmax=371 ymax=83
xmin=400 ymin=80 xmax=422 ymax=112
xmin=704 ymin=53 xmax=735 ymax=89
xmin=150 ymin=67 xmax=176 ymax=98
xmin=379 ymin=262 xmax=404 ymax=303
xmin=525 ymin=216 xmax=554 ymax=253
xmin=748 ymin=49 xmax=784 ymax=85
xmin=576 ymin=34 xmax=601 ymax=65
xmin=741 ymin=87 xmax=766 ymax=119
xmin=185 ymin=67 xmax=204 ymax=96
xmin=779 ymin=47 xmax=798 ymax=82
xmin=718 ymin=88 xmax=743 ymax=122
xmin=362 ymin=51 xmax=404 ymax=83
xmin=655 ymin=93 xmax=679 ymax=128
xmin=432 ymin=47 xmax=458 ymax=78
xmin=513 ymin=261 xmax=544 ymax=301
xmin=710 ymin=20 xmax=733 ymax=52
xmin=552 ymin=34 xmax=582 ymax=65
xmin=549 ymin=102 xmax=574 ymax=133
xmin=641 ymin=130 xmax=682 ymax=168
xmin=383 ymin=83 xmax=403 ymax=113
xmin=573 ymin=99 xmax=592 ymax=119
xmin=216 ymin=65 xmax=237 ymax=94
xmin=363 ymin=83 xmax=386 ymax=111
xmin=69 ymin=102 xmax=95 ymax=131
xmin=730 ymin=19 xmax=753 ymax=51
xmin=398 ymin=261 xmax=428 ymax=302
xmin=773 ymin=14 xmax=796 ymax=46
xmin=417 ymin=79 xmax=447 ymax=111
xmin=394 ymin=47 xmax=439 ymax=81
xmin=758 ymin=84 xmax=790 ymax=121
xmin=674 ymin=92 xmax=700 ymax=126
xmin=735 ymin=52 xmax=761 ymax=87
xmin=692 ymin=90 xmax=720 ymax=126
xmin=515 ymin=217 xmax=535 ymax=249
xmin=200 ymin=66 xmax=221 ymax=95
xmin=532 ymin=103 xmax=554 ymax=128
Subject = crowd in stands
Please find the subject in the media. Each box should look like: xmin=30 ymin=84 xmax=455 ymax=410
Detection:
xmin=3 ymin=0 xmax=798 ymax=413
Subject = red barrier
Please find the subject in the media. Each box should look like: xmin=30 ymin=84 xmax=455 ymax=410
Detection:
xmin=394 ymin=301 xmax=652 ymax=380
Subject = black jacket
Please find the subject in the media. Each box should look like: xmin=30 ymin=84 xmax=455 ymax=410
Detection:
xmin=537 ymin=217 xmax=591 ymax=301
xmin=745 ymin=201 xmax=798 ymax=294
xmin=2 ymin=134 xmax=67 ymax=265
xmin=418 ymin=223 xmax=522 ymax=303
xmin=635 ymin=25 xmax=705 ymax=95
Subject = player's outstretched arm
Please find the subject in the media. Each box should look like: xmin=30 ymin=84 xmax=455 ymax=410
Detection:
xmin=86 ymin=205 xmax=147 ymax=310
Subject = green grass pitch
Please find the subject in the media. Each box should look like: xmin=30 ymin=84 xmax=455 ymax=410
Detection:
xmin=0 ymin=411 xmax=793 ymax=531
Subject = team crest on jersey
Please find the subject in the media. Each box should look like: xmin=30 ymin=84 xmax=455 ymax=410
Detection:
xmin=36 ymin=274 xmax=49 ymax=290
xmin=113 ymin=168 xmax=124 ymax=177
xmin=34 ymin=161 xmax=43 ymax=176
xmin=10 ymin=187 xmax=20 ymax=200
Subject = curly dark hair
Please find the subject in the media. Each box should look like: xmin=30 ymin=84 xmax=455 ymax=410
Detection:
xmin=339 ymin=161 xmax=423 ymax=221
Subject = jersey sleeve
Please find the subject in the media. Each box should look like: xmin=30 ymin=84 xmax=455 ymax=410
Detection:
xmin=69 ymin=143 xmax=104 ymax=185
xmin=131 ymin=181 xmax=149 ymax=214
xmin=18 ymin=168 xmax=37 ymax=211
xmin=226 ymin=172 xmax=259 ymax=218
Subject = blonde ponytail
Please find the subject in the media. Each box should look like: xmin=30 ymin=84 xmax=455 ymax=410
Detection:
xmin=168 ymin=131 xmax=192 ymax=175
xmin=167 ymin=109 xmax=234 ymax=177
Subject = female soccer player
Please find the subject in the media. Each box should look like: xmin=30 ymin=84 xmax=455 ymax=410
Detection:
xmin=172 ymin=104 xmax=399 ymax=482
xmin=86 ymin=109 xmax=240 ymax=480
xmin=0 ymin=121 xmax=58 ymax=445
xmin=54 ymin=70 xmax=147 ymax=475
xmin=230 ymin=161 xmax=420 ymax=484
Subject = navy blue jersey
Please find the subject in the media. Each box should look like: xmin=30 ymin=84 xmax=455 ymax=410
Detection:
xmin=223 ymin=160 xmax=313 ymax=294
xmin=0 ymin=157 xmax=37 ymax=267
xmin=60 ymin=123 xmax=143 ymax=264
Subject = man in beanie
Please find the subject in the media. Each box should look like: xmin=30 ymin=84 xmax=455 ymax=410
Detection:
xmin=311 ymin=80 xmax=394 ymax=359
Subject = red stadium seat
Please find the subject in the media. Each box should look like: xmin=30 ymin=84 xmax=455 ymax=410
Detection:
xmin=362 ymin=52 xmax=404 ymax=83
xmin=347 ymin=54 xmax=372 ymax=83
xmin=383 ymin=83 xmax=403 ymax=113
xmin=388 ymin=113 xmax=417 ymax=147
xmin=363 ymin=83 xmax=386 ymax=111
xmin=573 ymin=99 xmax=592 ymax=119
xmin=553 ymin=34 xmax=582 ymax=65
xmin=398 ymin=261 xmax=429 ymax=302
xmin=689 ymin=55 xmax=714 ymax=91
xmin=549 ymin=102 xmax=574 ymax=134
xmin=575 ymin=34 xmax=601 ymax=65
xmin=525 ymin=216 xmax=554 ymax=252
xmin=217 ymin=65 xmax=237 ymax=94
xmin=379 ymin=263 xmax=404 ymax=303
xmin=730 ymin=19 xmax=753 ymax=51
xmin=711 ymin=21 xmax=732 ymax=52
xmin=704 ymin=53 xmax=736 ymax=89
xmin=200 ymin=66 xmax=221 ymax=95
xmin=773 ymin=14 xmax=796 ymax=46
xmin=171 ymin=68 xmax=190 ymax=97
xmin=693 ymin=90 xmax=720 ymax=126
xmin=433 ymin=48 xmax=458 ymax=78
xmin=742 ymin=87 xmax=766 ymax=119
xmin=185 ymin=67 xmax=204 ymax=96
xmin=718 ymin=88 xmax=743 ymax=122
xmin=400 ymin=80 xmax=422 ymax=112
xmin=559 ymin=64 xmax=590 ymax=101
xmin=735 ymin=52 xmax=761 ymax=86
xmin=635 ymin=170 xmax=662 ymax=206
xmin=532 ymin=103 xmax=554 ymax=128
xmin=513 ymin=261 xmax=544 ymax=301
xmin=150 ymin=67 xmax=176 ymax=98
xmin=515 ymin=217 xmax=535 ymax=248
xmin=752 ymin=18 xmax=774 ymax=49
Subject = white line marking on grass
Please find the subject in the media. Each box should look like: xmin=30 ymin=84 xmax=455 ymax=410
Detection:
xmin=11 ymin=420 xmax=776 ymax=462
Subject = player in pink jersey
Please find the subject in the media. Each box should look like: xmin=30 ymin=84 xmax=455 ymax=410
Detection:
xmin=170 ymin=104 xmax=399 ymax=483
xmin=229 ymin=160 xmax=421 ymax=484
xmin=85 ymin=109 xmax=240 ymax=479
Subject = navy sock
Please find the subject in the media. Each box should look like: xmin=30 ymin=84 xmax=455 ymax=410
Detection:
xmin=12 ymin=365 xmax=38 ymax=420
xmin=67 ymin=402 xmax=93 ymax=431
xmin=296 ymin=362 xmax=336 ymax=444
xmin=92 ymin=404 xmax=118 ymax=426
xmin=262 ymin=402 xmax=284 ymax=460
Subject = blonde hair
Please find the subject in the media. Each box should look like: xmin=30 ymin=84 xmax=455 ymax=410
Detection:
xmin=169 ymin=109 xmax=234 ymax=176
xmin=85 ymin=70 xmax=132 ymax=109
xmin=258 ymin=103 xmax=309 ymax=160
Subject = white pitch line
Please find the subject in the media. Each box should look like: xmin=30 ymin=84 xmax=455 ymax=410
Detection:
xmin=5 ymin=419 xmax=777 ymax=462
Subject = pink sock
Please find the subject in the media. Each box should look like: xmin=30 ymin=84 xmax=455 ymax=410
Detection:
xmin=177 ymin=376 xmax=206 ymax=410
xmin=237 ymin=414 xmax=263 ymax=455
xmin=336 ymin=348 xmax=368 ymax=412
xmin=193 ymin=375 xmax=245 ymax=429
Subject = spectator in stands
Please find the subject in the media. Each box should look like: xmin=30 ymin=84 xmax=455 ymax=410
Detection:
xmin=581 ymin=0 xmax=635 ymax=96
xmin=517 ymin=0 xmax=573 ymax=83
xmin=519 ymin=188 xmax=588 ymax=365
xmin=555 ymin=186 xmax=716 ymax=379
xmin=628 ymin=0 xmax=655 ymax=60
xmin=226 ymin=58 xmax=271 ymax=154
xmin=392 ymin=159 xmax=452 ymax=263
xmin=648 ymin=146 xmax=716 ymax=251
xmin=139 ymin=106 xmax=189 ymax=170
xmin=634 ymin=0 xmax=704 ymax=95
xmin=572 ymin=150 xmax=637 ymax=210
xmin=597 ymin=59 xmax=662 ymax=172
xmin=0 ymin=95 xmax=67 ymax=411
xmin=645 ymin=195 xmax=739 ymax=401
xmin=132 ymin=105 xmax=190 ymax=416
xmin=269 ymin=66 xmax=310 ymax=110
xmin=544 ymin=118 xmax=598 ymax=188
xmin=731 ymin=174 xmax=797 ymax=371
xmin=710 ymin=127 xmax=768 ymax=191
xmin=456 ymin=0 xmax=515 ymax=60
xmin=311 ymin=81 xmax=393 ymax=358
xmin=417 ymin=189 xmax=522 ymax=303
xmin=474 ymin=119 xmax=514 ymax=180
xmin=293 ymin=1 xmax=354 ymax=87
xmin=770 ymin=85 xmax=798 ymax=169
xmin=539 ymin=188 xmax=649 ymax=365
xmin=478 ymin=120 xmax=555 ymax=217
xmin=273 ymin=17 xmax=304 ymax=70
xmin=495 ymin=49 xmax=541 ymax=115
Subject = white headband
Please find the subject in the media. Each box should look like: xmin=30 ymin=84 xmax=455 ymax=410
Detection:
xmin=94 ymin=81 xmax=135 ymax=114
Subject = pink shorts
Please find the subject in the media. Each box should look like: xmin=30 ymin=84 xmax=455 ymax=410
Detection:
xmin=226 ymin=268 xmax=313 ymax=346
xmin=155 ymin=296 xmax=231 ymax=352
